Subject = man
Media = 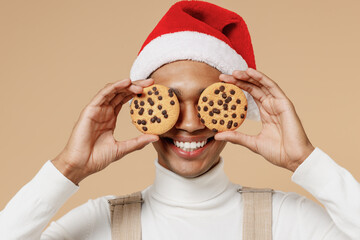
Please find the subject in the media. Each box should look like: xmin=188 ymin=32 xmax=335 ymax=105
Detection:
xmin=0 ymin=1 xmax=359 ymax=239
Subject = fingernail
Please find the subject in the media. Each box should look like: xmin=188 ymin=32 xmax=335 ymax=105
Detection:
xmin=151 ymin=136 xmax=159 ymax=142
xmin=214 ymin=134 xmax=223 ymax=141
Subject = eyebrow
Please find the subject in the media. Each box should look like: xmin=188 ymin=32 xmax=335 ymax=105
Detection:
xmin=170 ymin=88 xmax=206 ymax=98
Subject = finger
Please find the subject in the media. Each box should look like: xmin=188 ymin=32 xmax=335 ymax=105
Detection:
xmin=229 ymin=70 xmax=263 ymax=89
xmin=131 ymin=78 xmax=155 ymax=87
xmin=120 ymin=94 xmax=134 ymax=105
xmin=114 ymin=94 xmax=135 ymax=116
xmin=127 ymin=84 xmax=143 ymax=94
xmin=215 ymin=131 xmax=257 ymax=153
xmin=220 ymin=72 xmax=271 ymax=98
xmin=114 ymin=134 xmax=159 ymax=160
xmin=122 ymin=78 xmax=155 ymax=96
xmin=233 ymin=70 xmax=271 ymax=95
xmin=219 ymin=74 xmax=268 ymax=102
xmin=91 ymin=79 xmax=132 ymax=106
xmin=246 ymin=68 xmax=286 ymax=98
xmin=109 ymin=92 xmax=131 ymax=108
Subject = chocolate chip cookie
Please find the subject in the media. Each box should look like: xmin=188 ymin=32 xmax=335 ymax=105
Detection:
xmin=197 ymin=82 xmax=247 ymax=132
xmin=130 ymin=84 xmax=180 ymax=135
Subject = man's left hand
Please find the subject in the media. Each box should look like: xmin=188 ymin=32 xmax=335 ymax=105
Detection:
xmin=214 ymin=68 xmax=314 ymax=172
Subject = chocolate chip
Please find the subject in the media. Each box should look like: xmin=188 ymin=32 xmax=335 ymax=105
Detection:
xmin=204 ymin=106 xmax=208 ymax=111
xmin=213 ymin=108 xmax=220 ymax=114
xmin=197 ymin=113 xmax=201 ymax=118
xmin=219 ymin=85 xmax=225 ymax=92
xmin=197 ymin=106 xmax=201 ymax=111
xmin=224 ymin=114 xmax=228 ymax=118
xmin=137 ymin=94 xmax=142 ymax=97
xmin=156 ymin=118 xmax=161 ymax=123
xmin=137 ymin=120 xmax=141 ymax=125
xmin=212 ymin=119 xmax=217 ymax=124
xmin=209 ymin=100 xmax=214 ymax=106
xmin=244 ymin=105 xmax=247 ymax=111
xmin=164 ymin=114 xmax=168 ymax=118
xmin=217 ymin=100 xmax=223 ymax=106
xmin=154 ymin=91 xmax=159 ymax=95
xmin=170 ymin=100 xmax=175 ymax=105
xmin=148 ymin=109 xmax=153 ymax=115
xmin=223 ymin=104 xmax=228 ymax=110
xmin=231 ymin=105 xmax=236 ymax=110
xmin=134 ymin=100 xmax=138 ymax=104
xmin=220 ymin=120 xmax=225 ymax=125
xmin=162 ymin=110 xmax=167 ymax=115
xmin=152 ymin=86 xmax=157 ymax=91
xmin=236 ymin=99 xmax=241 ymax=104
xmin=227 ymin=120 xmax=233 ymax=129
xmin=140 ymin=101 xmax=145 ymax=106
xmin=158 ymin=105 xmax=162 ymax=110
xmin=234 ymin=122 xmax=238 ymax=127
xmin=209 ymin=111 xmax=214 ymax=116
xmin=230 ymin=89 xmax=235 ymax=95
xmin=139 ymin=108 xmax=144 ymax=115
xmin=222 ymin=93 xmax=227 ymax=99
xmin=141 ymin=120 xmax=147 ymax=125
xmin=241 ymin=114 xmax=245 ymax=118
xmin=147 ymin=98 xmax=154 ymax=106
xmin=148 ymin=91 xmax=152 ymax=95
xmin=201 ymin=118 xmax=205 ymax=124
xmin=135 ymin=104 xmax=139 ymax=109
xmin=158 ymin=96 xmax=163 ymax=100
xmin=142 ymin=126 xmax=148 ymax=131
xmin=130 ymin=109 xmax=134 ymax=114
xmin=214 ymin=89 xmax=220 ymax=94
xmin=150 ymin=117 xmax=156 ymax=123
xmin=225 ymin=96 xmax=232 ymax=103
xmin=232 ymin=113 xmax=237 ymax=118
xmin=168 ymin=89 xmax=174 ymax=97
xmin=202 ymin=96 xmax=208 ymax=102
xmin=212 ymin=128 xmax=218 ymax=132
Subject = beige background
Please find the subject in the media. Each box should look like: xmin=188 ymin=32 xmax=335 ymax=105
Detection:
xmin=1 ymin=0 xmax=359 ymax=225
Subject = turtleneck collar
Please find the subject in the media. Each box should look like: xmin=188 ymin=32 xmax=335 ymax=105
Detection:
xmin=152 ymin=158 xmax=230 ymax=203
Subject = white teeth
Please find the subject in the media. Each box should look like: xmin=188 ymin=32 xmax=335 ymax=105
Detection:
xmin=173 ymin=140 xmax=208 ymax=152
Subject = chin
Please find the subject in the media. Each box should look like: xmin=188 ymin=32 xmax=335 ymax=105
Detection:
xmin=153 ymin=136 xmax=225 ymax=178
xmin=168 ymin=158 xmax=220 ymax=178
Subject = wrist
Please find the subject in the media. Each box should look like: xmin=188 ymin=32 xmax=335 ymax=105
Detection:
xmin=287 ymin=144 xmax=315 ymax=172
xmin=51 ymin=153 xmax=89 ymax=185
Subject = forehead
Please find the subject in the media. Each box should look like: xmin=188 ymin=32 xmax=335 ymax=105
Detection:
xmin=150 ymin=60 xmax=221 ymax=99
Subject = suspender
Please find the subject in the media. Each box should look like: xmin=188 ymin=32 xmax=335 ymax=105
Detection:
xmin=108 ymin=191 xmax=143 ymax=240
xmin=109 ymin=187 xmax=273 ymax=240
xmin=239 ymin=187 xmax=273 ymax=240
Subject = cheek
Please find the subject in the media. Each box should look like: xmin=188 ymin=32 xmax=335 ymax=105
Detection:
xmin=213 ymin=140 xmax=227 ymax=154
xmin=152 ymin=141 xmax=163 ymax=153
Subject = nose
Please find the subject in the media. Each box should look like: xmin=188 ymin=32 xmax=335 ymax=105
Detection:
xmin=175 ymin=102 xmax=205 ymax=133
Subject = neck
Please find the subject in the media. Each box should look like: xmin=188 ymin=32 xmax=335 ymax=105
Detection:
xmin=152 ymin=157 xmax=230 ymax=203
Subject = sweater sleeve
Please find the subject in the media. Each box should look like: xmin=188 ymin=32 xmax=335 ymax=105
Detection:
xmin=291 ymin=147 xmax=360 ymax=239
xmin=0 ymin=160 xmax=79 ymax=240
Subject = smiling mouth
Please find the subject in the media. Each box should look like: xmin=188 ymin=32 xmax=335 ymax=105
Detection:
xmin=163 ymin=137 xmax=215 ymax=152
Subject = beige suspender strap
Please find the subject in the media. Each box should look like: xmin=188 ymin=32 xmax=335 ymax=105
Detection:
xmin=238 ymin=187 xmax=274 ymax=240
xmin=108 ymin=191 xmax=143 ymax=240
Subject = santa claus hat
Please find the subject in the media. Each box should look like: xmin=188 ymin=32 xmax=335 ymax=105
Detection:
xmin=130 ymin=0 xmax=260 ymax=120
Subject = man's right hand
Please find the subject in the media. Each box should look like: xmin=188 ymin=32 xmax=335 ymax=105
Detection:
xmin=51 ymin=78 xmax=159 ymax=185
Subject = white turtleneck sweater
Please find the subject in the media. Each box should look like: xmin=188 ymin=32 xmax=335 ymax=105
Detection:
xmin=0 ymin=147 xmax=359 ymax=239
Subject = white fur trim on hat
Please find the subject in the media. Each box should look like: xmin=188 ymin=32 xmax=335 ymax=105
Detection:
xmin=130 ymin=31 xmax=260 ymax=121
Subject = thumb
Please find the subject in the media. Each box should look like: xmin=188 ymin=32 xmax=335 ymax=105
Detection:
xmin=215 ymin=131 xmax=257 ymax=153
xmin=115 ymin=134 xmax=159 ymax=160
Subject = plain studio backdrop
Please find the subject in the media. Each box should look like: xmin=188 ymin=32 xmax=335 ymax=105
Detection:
xmin=1 ymin=0 xmax=359 ymax=225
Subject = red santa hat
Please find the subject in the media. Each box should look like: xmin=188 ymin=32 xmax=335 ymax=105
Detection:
xmin=130 ymin=0 xmax=260 ymax=120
